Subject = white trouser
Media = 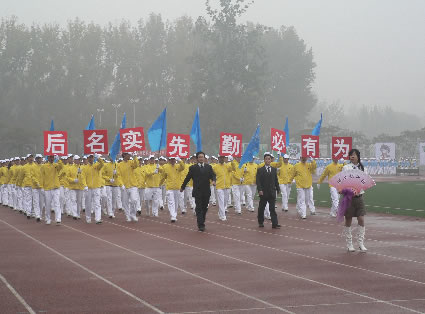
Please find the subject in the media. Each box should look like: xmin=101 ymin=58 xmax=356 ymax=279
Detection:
xmin=85 ymin=188 xmax=102 ymax=223
xmin=68 ymin=189 xmax=83 ymax=218
xmin=81 ymin=191 xmax=86 ymax=210
xmin=23 ymin=187 xmax=32 ymax=216
xmin=100 ymin=186 xmax=108 ymax=214
xmin=59 ymin=186 xmax=66 ymax=214
xmin=2 ymin=185 xmax=8 ymax=206
xmin=0 ymin=184 xmax=3 ymax=204
xmin=227 ymin=189 xmax=232 ymax=206
xmin=178 ymin=191 xmax=185 ymax=213
xmin=112 ymin=186 xmax=122 ymax=210
xmin=330 ymin=186 xmax=339 ymax=216
xmin=122 ymin=187 xmax=139 ymax=220
xmin=279 ymin=184 xmax=292 ymax=210
xmin=240 ymin=186 xmax=246 ymax=205
xmin=32 ymin=188 xmax=44 ymax=219
xmin=17 ymin=187 xmax=23 ymax=211
xmin=161 ymin=185 xmax=166 ymax=206
xmin=137 ymin=188 xmax=144 ymax=212
xmin=145 ymin=187 xmax=160 ymax=216
xmin=166 ymin=190 xmax=180 ymax=220
xmin=231 ymin=185 xmax=241 ymax=213
xmin=296 ymin=187 xmax=315 ymax=218
xmin=104 ymin=186 xmax=114 ymax=216
xmin=184 ymin=187 xmax=195 ymax=210
xmin=210 ymin=185 xmax=216 ymax=204
xmin=44 ymin=189 xmax=61 ymax=223
xmin=216 ymin=189 xmax=229 ymax=219
xmin=244 ymin=184 xmax=256 ymax=210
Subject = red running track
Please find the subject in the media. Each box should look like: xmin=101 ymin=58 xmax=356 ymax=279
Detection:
xmin=1 ymin=203 xmax=425 ymax=314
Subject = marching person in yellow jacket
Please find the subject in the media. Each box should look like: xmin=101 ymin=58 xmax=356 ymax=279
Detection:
xmin=212 ymin=155 xmax=233 ymax=221
xmin=230 ymin=157 xmax=244 ymax=214
xmin=208 ymin=156 xmax=218 ymax=206
xmin=102 ymin=158 xmax=123 ymax=218
xmin=30 ymin=154 xmax=45 ymax=221
xmin=133 ymin=157 xmax=145 ymax=215
xmin=240 ymin=157 xmax=258 ymax=212
xmin=317 ymin=158 xmax=344 ymax=217
xmin=20 ymin=154 xmax=36 ymax=219
xmin=41 ymin=155 xmax=64 ymax=225
xmin=117 ymin=152 xmax=140 ymax=222
xmin=158 ymin=156 xmax=167 ymax=210
xmin=58 ymin=156 xmax=71 ymax=216
xmin=277 ymin=154 xmax=294 ymax=212
xmin=9 ymin=158 xmax=20 ymax=210
xmin=144 ymin=155 xmax=163 ymax=217
xmin=0 ymin=160 xmax=7 ymax=205
xmin=65 ymin=155 xmax=85 ymax=220
xmin=159 ymin=157 xmax=185 ymax=222
xmin=289 ymin=156 xmax=317 ymax=219
xmin=180 ymin=157 xmax=195 ymax=213
xmin=15 ymin=158 xmax=26 ymax=212
xmin=81 ymin=154 xmax=104 ymax=224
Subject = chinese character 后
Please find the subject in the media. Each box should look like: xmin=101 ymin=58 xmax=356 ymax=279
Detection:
xmin=169 ymin=135 xmax=188 ymax=157
xmin=333 ymin=139 xmax=350 ymax=158
xmin=122 ymin=130 xmax=143 ymax=150
xmin=221 ymin=134 xmax=240 ymax=156
xmin=272 ymin=132 xmax=285 ymax=152
xmin=47 ymin=133 xmax=66 ymax=154
xmin=86 ymin=132 xmax=105 ymax=153
xmin=302 ymin=137 xmax=317 ymax=156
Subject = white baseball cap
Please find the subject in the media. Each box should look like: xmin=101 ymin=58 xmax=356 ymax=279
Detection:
xmin=149 ymin=154 xmax=155 ymax=159
xmin=73 ymin=155 xmax=80 ymax=160
xmin=283 ymin=154 xmax=289 ymax=159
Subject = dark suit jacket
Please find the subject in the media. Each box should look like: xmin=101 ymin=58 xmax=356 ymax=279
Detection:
xmin=256 ymin=166 xmax=280 ymax=198
xmin=181 ymin=163 xmax=216 ymax=198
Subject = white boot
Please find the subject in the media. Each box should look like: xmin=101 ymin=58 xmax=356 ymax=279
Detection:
xmin=344 ymin=226 xmax=355 ymax=252
xmin=357 ymin=226 xmax=367 ymax=252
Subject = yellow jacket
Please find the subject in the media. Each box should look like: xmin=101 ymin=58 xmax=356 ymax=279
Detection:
xmin=289 ymin=160 xmax=317 ymax=189
xmin=81 ymin=159 xmax=104 ymax=189
xmin=0 ymin=167 xmax=7 ymax=184
xmin=20 ymin=163 xmax=37 ymax=187
xmin=180 ymin=163 xmax=193 ymax=187
xmin=134 ymin=166 xmax=146 ymax=188
xmin=30 ymin=163 xmax=43 ymax=188
xmin=10 ymin=165 xmax=20 ymax=185
xmin=277 ymin=163 xmax=294 ymax=185
xmin=318 ymin=163 xmax=343 ymax=187
xmin=241 ymin=162 xmax=258 ymax=185
xmin=117 ymin=158 xmax=139 ymax=188
xmin=102 ymin=162 xmax=123 ymax=187
xmin=59 ymin=164 xmax=70 ymax=188
xmin=230 ymin=160 xmax=244 ymax=186
xmin=144 ymin=163 xmax=162 ymax=188
xmin=41 ymin=161 xmax=64 ymax=190
xmin=259 ymin=157 xmax=283 ymax=169
xmin=65 ymin=164 xmax=86 ymax=190
xmin=16 ymin=165 xmax=25 ymax=187
xmin=160 ymin=162 xmax=185 ymax=190
xmin=212 ymin=163 xmax=232 ymax=189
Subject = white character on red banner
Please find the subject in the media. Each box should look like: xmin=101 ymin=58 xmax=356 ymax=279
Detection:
xmin=221 ymin=134 xmax=240 ymax=156
xmin=169 ymin=135 xmax=189 ymax=157
xmin=121 ymin=129 xmax=144 ymax=152
xmin=270 ymin=128 xmax=286 ymax=153
xmin=302 ymin=137 xmax=318 ymax=157
xmin=333 ymin=139 xmax=350 ymax=158
xmin=44 ymin=131 xmax=68 ymax=156
xmin=86 ymin=132 xmax=104 ymax=153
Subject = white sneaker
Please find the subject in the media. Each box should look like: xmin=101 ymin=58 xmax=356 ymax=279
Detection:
xmin=132 ymin=216 xmax=138 ymax=222
xmin=330 ymin=213 xmax=337 ymax=217
xmin=45 ymin=220 xmax=51 ymax=225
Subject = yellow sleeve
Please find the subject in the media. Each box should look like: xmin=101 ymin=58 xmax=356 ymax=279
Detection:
xmin=318 ymin=167 xmax=329 ymax=184
xmin=309 ymin=160 xmax=317 ymax=173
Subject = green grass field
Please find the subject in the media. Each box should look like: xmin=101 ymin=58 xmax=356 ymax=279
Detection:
xmin=260 ymin=182 xmax=425 ymax=218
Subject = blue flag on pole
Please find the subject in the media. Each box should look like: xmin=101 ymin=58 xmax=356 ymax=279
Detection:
xmin=86 ymin=115 xmax=95 ymax=130
xmin=239 ymin=125 xmax=260 ymax=168
xmin=190 ymin=107 xmax=202 ymax=152
xmin=283 ymin=117 xmax=289 ymax=146
xmin=49 ymin=119 xmax=55 ymax=131
xmin=109 ymin=113 xmax=126 ymax=162
xmin=147 ymin=108 xmax=167 ymax=152
xmin=311 ymin=113 xmax=323 ymax=136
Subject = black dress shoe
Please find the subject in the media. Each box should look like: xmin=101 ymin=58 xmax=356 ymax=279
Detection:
xmin=258 ymin=224 xmax=264 ymax=228
xmin=171 ymin=219 xmax=176 ymax=223
xmin=36 ymin=218 xmax=41 ymax=222
xmin=27 ymin=215 xmax=30 ymax=219
xmin=272 ymin=224 xmax=281 ymax=229
xmin=198 ymin=226 xmax=205 ymax=232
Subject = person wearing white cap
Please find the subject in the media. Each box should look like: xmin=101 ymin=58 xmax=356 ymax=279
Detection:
xmin=317 ymin=157 xmax=343 ymax=217
xmin=208 ymin=156 xmax=218 ymax=206
xmin=102 ymin=156 xmax=123 ymax=218
xmin=58 ymin=156 xmax=70 ymax=217
xmin=29 ymin=154 xmax=45 ymax=221
xmin=229 ymin=156 xmax=244 ymax=214
xmin=81 ymin=154 xmax=104 ymax=224
xmin=117 ymin=152 xmax=140 ymax=222
xmin=41 ymin=155 xmax=64 ymax=225
xmin=15 ymin=157 xmax=26 ymax=213
xmin=212 ymin=154 xmax=233 ymax=221
xmin=64 ymin=155 xmax=84 ymax=219
xmin=19 ymin=154 xmax=35 ymax=218
xmin=240 ymin=156 xmax=258 ymax=212
xmin=277 ymin=154 xmax=294 ymax=212
xmin=0 ymin=160 xmax=7 ymax=205
xmin=158 ymin=156 xmax=167 ymax=210
xmin=144 ymin=155 xmax=162 ymax=217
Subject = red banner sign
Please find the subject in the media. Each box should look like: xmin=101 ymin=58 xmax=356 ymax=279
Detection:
xmin=301 ymin=135 xmax=319 ymax=158
xmin=167 ymin=133 xmax=190 ymax=158
xmin=120 ymin=127 xmax=145 ymax=153
xmin=83 ymin=129 xmax=108 ymax=155
xmin=219 ymin=132 xmax=242 ymax=157
xmin=270 ymin=128 xmax=286 ymax=153
xmin=44 ymin=131 xmax=68 ymax=156
xmin=332 ymin=136 xmax=352 ymax=160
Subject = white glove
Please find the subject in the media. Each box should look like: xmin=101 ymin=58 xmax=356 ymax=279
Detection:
xmin=74 ymin=178 xmax=79 ymax=183
xmin=121 ymin=185 xmax=125 ymax=190
xmin=109 ymin=178 xmax=115 ymax=183
xmin=240 ymin=177 xmax=244 ymax=183
xmin=244 ymin=167 xmax=247 ymax=173
xmin=113 ymin=169 xmax=117 ymax=175
xmin=84 ymin=186 xmax=88 ymax=191
xmin=316 ymin=183 xmax=320 ymax=189
xmin=94 ymin=153 xmax=100 ymax=159
xmin=227 ymin=156 xmax=233 ymax=162
xmin=154 ymin=168 xmax=158 ymax=174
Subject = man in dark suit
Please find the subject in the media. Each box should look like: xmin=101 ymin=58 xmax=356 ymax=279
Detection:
xmin=256 ymin=152 xmax=281 ymax=229
xmin=181 ymin=151 xmax=216 ymax=231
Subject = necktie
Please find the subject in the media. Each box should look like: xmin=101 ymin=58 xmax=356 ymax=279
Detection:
xmin=267 ymin=166 xmax=270 ymax=173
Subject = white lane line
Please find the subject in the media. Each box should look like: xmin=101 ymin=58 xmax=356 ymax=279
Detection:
xmin=417 ymin=210 xmax=424 ymax=212
xmin=285 ymin=298 xmax=425 ymax=309
xmin=140 ymin=216 xmax=425 ymax=286
xmin=62 ymin=224 xmax=294 ymax=314
xmin=97 ymin=220 xmax=422 ymax=313
xmin=0 ymin=219 xmax=164 ymax=314
xmin=0 ymin=274 xmax=36 ymax=314
xmin=169 ymin=307 xmax=276 ymax=313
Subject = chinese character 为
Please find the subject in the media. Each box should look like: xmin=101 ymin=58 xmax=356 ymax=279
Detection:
xmin=169 ymin=136 xmax=188 ymax=157
xmin=272 ymin=132 xmax=285 ymax=152
xmin=302 ymin=137 xmax=317 ymax=156
xmin=86 ymin=132 xmax=104 ymax=153
xmin=122 ymin=130 xmax=143 ymax=150
xmin=46 ymin=133 xmax=66 ymax=154
xmin=221 ymin=135 xmax=240 ymax=156
xmin=333 ymin=139 xmax=350 ymax=158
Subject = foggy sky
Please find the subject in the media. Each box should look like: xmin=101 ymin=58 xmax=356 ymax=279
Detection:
xmin=2 ymin=0 xmax=425 ymax=118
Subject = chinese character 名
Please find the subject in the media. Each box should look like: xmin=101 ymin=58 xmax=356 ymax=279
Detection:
xmin=86 ymin=132 xmax=105 ymax=153
xmin=169 ymin=136 xmax=188 ymax=157
xmin=122 ymin=130 xmax=143 ymax=150
xmin=47 ymin=133 xmax=66 ymax=154
xmin=221 ymin=135 xmax=240 ymax=156
xmin=333 ymin=139 xmax=350 ymax=158
xmin=302 ymin=137 xmax=317 ymax=156
xmin=272 ymin=132 xmax=285 ymax=152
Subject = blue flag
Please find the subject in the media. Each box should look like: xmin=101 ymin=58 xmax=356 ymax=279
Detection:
xmin=239 ymin=125 xmax=260 ymax=168
xmin=49 ymin=119 xmax=55 ymax=131
xmin=311 ymin=113 xmax=322 ymax=136
xmin=86 ymin=115 xmax=95 ymax=130
xmin=109 ymin=113 xmax=126 ymax=162
xmin=148 ymin=108 xmax=167 ymax=152
xmin=283 ymin=117 xmax=289 ymax=146
xmin=190 ymin=107 xmax=202 ymax=152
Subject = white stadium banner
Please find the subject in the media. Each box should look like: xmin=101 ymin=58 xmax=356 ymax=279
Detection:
xmin=287 ymin=143 xmax=301 ymax=159
xmin=420 ymin=143 xmax=425 ymax=165
xmin=375 ymin=143 xmax=396 ymax=160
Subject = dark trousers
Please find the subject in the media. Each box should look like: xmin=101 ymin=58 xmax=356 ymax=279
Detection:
xmin=194 ymin=194 xmax=210 ymax=228
xmin=258 ymin=195 xmax=279 ymax=226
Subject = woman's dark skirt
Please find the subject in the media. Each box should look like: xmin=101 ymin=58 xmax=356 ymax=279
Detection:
xmin=344 ymin=195 xmax=366 ymax=218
